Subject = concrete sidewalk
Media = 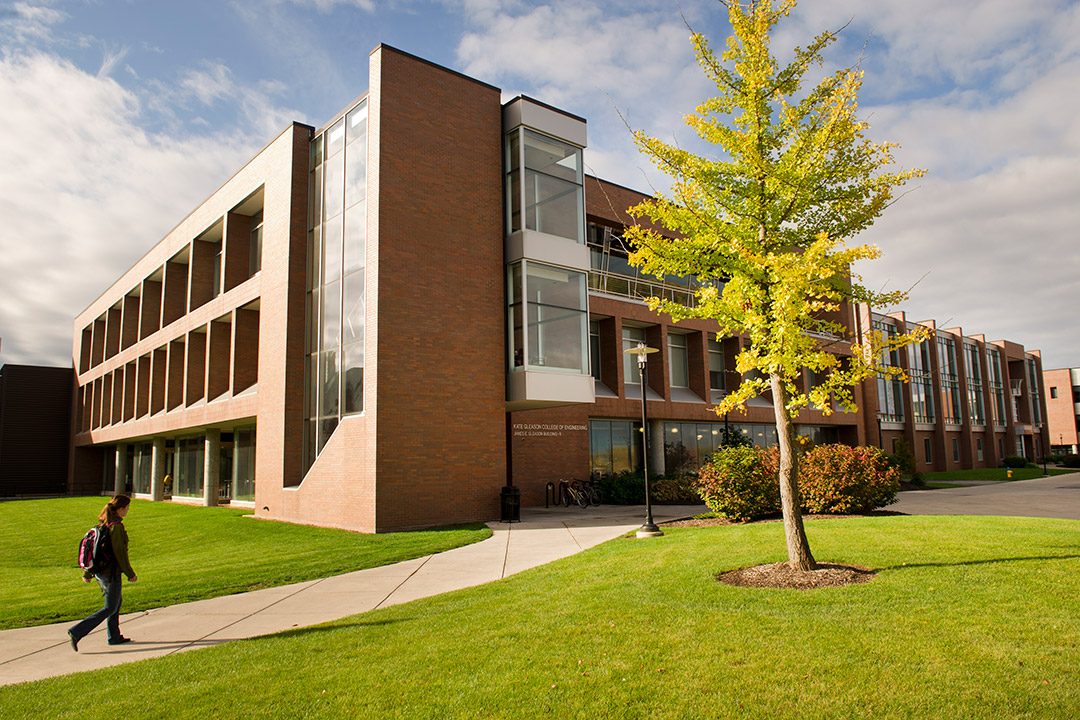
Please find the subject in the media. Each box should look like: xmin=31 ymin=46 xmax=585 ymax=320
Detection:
xmin=891 ymin=472 xmax=1080 ymax=521
xmin=0 ymin=504 xmax=703 ymax=687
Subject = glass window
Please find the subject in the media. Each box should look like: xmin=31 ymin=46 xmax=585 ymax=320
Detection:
xmin=589 ymin=321 xmax=600 ymax=380
xmin=342 ymin=203 xmax=366 ymax=276
xmin=1051 ymin=387 xmax=1058 ymax=399
xmin=320 ymin=349 xmax=339 ymax=418
xmin=325 ymin=117 xmax=345 ymax=157
xmin=977 ymin=438 xmax=984 ymax=461
xmin=523 ymin=263 xmax=588 ymax=373
xmin=964 ymin=342 xmax=985 ymax=425
xmin=924 ymin=437 xmax=933 ymax=463
xmin=505 ymin=128 xmax=584 ymax=243
xmin=324 ymin=150 xmax=344 ymax=220
xmin=622 ymin=326 xmax=646 ymax=385
xmin=508 ymin=264 xmax=524 ymax=370
xmin=342 ymin=273 xmax=365 ymax=345
xmin=953 ymin=438 xmax=960 ymax=462
xmin=342 ymin=341 xmax=364 ymax=415
xmin=234 ymin=426 xmax=256 ymax=502
xmin=321 ymin=280 xmax=340 ymax=349
xmin=708 ymin=337 xmax=725 ymax=392
xmin=669 ymin=333 xmax=689 ymax=388
xmin=323 ymin=213 xmax=343 ymax=284
xmin=176 ymin=436 xmax=205 ymax=498
xmin=588 ymin=420 xmax=642 ymax=476
xmin=249 ymin=211 xmax=263 ymax=275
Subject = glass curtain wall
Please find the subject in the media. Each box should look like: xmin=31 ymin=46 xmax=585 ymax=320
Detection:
xmin=987 ymin=348 xmax=1007 ymax=426
xmin=233 ymin=426 xmax=256 ymax=502
xmin=133 ymin=443 xmax=152 ymax=495
xmin=505 ymin=128 xmax=583 ymax=242
xmin=175 ymin=436 xmax=205 ymax=497
xmin=937 ymin=337 xmax=962 ymax=424
xmin=589 ymin=419 xmax=643 ymax=476
xmin=874 ymin=321 xmax=904 ymax=422
xmin=1027 ymin=359 xmax=1042 ymax=425
xmin=507 ymin=262 xmax=588 ymax=373
xmin=964 ymin=342 xmax=985 ymax=425
xmin=304 ymin=100 xmax=367 ymax=470
xmin=909 ymin=339 xmax=935 ymax=423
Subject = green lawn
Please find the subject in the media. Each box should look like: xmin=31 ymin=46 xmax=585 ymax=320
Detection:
xmin=923 ymin=467 xmax=1077 ymax=483
xmin=3 ymin=515 xmax=1077 ymax=718
xmin=0 ymin=497 xmax=490 ymax=630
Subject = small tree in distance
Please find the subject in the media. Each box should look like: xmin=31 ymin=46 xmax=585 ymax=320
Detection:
xmin=624 ymin=0 xmax=928 ymax=571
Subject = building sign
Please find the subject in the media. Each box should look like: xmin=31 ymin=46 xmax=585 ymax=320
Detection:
xmin=512 ymin=423 xmax=588 ymax=438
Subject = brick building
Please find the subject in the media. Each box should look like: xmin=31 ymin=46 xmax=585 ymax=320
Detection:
xmin=68 ymin=46 xmax=1050 ymax=531
xmin=1043 ymin=368 xmax=1080 ymax=455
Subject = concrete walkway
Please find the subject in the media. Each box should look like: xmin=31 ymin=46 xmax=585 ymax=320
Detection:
xmin=0 ymin=504 xmax=704 ymax=687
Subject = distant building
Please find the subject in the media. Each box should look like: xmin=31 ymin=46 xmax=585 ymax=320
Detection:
xmin=1043 ymin=368 xmax=1079 ymax=455
xmin=0 ymin=364 xmax=73 ymax=497
xmin=67 ymin=45 xmax=1051 ymax=531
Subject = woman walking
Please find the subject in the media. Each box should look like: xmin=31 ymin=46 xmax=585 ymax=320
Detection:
xmin=68 ymin=495 xmax=138 ymax=651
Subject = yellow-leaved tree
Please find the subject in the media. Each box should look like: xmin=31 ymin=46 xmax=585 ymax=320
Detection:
xmin=624 ymin=0 xmax=928 ymax=570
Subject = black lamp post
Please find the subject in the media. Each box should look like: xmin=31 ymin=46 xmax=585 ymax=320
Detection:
xmin=625 ymin=341 xmax=662 ymax=538
xmin=876 ymin=412 xmax=884 ymax=450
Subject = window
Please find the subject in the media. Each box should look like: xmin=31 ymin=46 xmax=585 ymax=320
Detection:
xmin=507 ymin=262 xmax=588 ymax=374
xmin=211 ymin=246 xmax=222 ymax=299
xmin=589 ymin=420 xmax=642 ymax=476
xmin=987 ymin=349 xmax=1007 ymax=426
xmin=909 ymin=339 xmax=935 ymax=423
xmin=964 ymin=342 xmax=985 ymax=425
xmin=937 ymin=336 xmax=961 ymax=424
xmin=708 ymin=336 xmax=725 ymax=394
xmin=506 ymin=128 xmax=583 ymax=243
xmin=952 ymin=438 xmax=960 ymax=462
xmin=589 ymin=321 xmax=601 ymax=380
xmin=924 ymin=437 xmax=933 ymax=463
xmin=622 ymin=326 xmax=646 ymax=385
xmin=249 ymin=211 xmax=263 ymax=275
xmin=1027 ymin=359 xmax=1042 ymax=425
xmin=998 ymin=438 xmax=1005 ymax=459
xmin=1051 ymin=387 xmax=1058 ymax=399
xmin=874 ymin=321 xmax=904 ymax=422
xmin=977 ymin=438 xmax=984 ymax=461
xmin=668 ymin=332 xmax=689 ymax=388
xmin=304 ymin=100 xmax=368 ymax=472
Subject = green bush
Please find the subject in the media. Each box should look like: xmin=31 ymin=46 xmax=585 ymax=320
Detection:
xmin=599 ymin=471 xmax=646 ymax=505
xmin=599 ymin=472 xmax=700 ymax=505
xmin=889 ymin=437 xmax=921 ymax=484
xmin=650 ymin=473 xmax=702 ymax=504
xmin=1061 ymin=454 xmax=1080 ymax=469
xmin=799 ymin=444 xmax=900 ymax=514
xmin=696 ymin=445 xmax=780 ymax=522
xmin=1002 ymin=456 xmax=1028 ymax=469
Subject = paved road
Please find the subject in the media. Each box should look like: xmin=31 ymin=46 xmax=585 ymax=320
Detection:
xmin=890 ymin=472 xmax=1080 ymax=520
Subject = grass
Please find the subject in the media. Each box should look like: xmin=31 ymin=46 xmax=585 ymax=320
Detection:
xmin=3 ymin=514 xmax=1078 ymax=718
xmin=922 ymin=467 xmax=1077 ymax=483
xmin=0 ymin=497 xmax=490 ymax=630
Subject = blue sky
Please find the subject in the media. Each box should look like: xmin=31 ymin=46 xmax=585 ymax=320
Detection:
xmin=2 ymin=0 xmax=1078 ymax=371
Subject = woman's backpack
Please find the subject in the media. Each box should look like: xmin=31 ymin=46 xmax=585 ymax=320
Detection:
xmin=77 ymin=524 xmax=114 ymax=574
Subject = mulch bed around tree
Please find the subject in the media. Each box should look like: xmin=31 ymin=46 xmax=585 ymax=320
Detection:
xmin=660 ymin=514 xmax=884 ymax=589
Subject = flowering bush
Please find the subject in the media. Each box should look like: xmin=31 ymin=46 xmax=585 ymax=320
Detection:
xmin=798 ymin=444 xmax=900 ymax=514
xmin=696 ymin=445 xmax=780 ymax=521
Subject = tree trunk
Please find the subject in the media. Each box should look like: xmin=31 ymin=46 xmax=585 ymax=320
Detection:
xmin=771 ymin=373 xmax=817 ymax=571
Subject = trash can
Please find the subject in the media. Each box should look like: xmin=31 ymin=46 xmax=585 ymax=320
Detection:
xmin=500 ymin=485 xmax=521 ymax=523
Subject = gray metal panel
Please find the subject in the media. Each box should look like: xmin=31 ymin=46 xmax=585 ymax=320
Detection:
xmin=505 ymin=230 xmax=590 ymax=271
xmin=502 ymin=97 xmax=587 ymax=148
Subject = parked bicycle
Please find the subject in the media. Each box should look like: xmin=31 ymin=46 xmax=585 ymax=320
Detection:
xmin=557 ymin=477 xmax=603 ymax=508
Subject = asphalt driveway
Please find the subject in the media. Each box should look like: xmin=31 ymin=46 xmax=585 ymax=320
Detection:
xmin=890 ymin=471 xmax=1080 ymax=521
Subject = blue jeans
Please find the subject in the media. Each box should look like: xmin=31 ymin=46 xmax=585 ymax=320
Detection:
xmin=69 ymin=571 xmax=123 ymax=643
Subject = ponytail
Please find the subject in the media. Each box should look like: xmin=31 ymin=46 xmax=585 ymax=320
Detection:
xmin=99 ymin=494 xmax=131 ymax=525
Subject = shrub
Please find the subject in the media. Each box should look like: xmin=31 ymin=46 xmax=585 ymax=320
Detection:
xmin=889 ymin=437 xmax=921 ymax=483
xmin=650 ymin=473 xmax=702 ymax=504
xmin=1062 ymin=454 xmax=1080 ymax=469
xmin=798 ymin=444 xmax=900 ymax=514
xmin=1002 ymin=456 xmax=1028 ymax=469
xmin=599 ymin=471 xmax=645 ymax=505
xmin=696 ymin=445 xmax=780 ymax=522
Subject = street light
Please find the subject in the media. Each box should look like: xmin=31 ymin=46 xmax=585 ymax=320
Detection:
xmin=625 ymin=341 xmax=662 ymax=538
xmin=876 ymin=411 xmax=884 ymax=450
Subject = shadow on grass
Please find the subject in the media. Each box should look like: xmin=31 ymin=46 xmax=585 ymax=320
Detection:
xmin=884 ymin=554 xmax=1080 ymax=571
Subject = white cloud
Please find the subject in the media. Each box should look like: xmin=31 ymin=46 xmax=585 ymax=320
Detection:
xmin=0 ymin=2 xmax=67 ymax=44
xmin=0 ymin=51 xmax=264 ymax=366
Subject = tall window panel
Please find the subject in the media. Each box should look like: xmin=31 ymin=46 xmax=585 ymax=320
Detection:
xmin=507 ymin=261 xmax=589 ymax=374
xmin=1027 ymin=359 xmax=1042 ymax=425
xmin=909 ymin=338 xmax=935 ymax=423
xmin=708 ymin=336 xmax=725 ymax=399
xmin=987 ymin=348 xmax=1007 ymax=426
xmin=937 ymin=336 xmax=961 ymax=424
xmin=589 ymin=420 xmax=642 ymax=476
xmin=505 ymin=129 xmax=583 ymax=243
xmin=668 ymin=332 xmax=689 ymax=388
xmin=874 ymin=321 xmax=904 ymax=422
xmin=304 ymin=100 xmax=367 ymax=470
xmin=622 ymin=326 xmax=646 ymax=386
xmin=964 ymin=342 xmax=985 ymax=425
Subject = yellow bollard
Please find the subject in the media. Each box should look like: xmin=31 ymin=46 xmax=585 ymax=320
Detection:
xmin=1007 ymin=467 xmax=1013 ymax=479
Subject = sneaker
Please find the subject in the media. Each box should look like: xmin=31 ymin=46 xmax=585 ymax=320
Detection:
xmin=68 ymin=630 xmax=79 ymax=653
xmin=108 ymin=636 xmax=132 ymax=645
